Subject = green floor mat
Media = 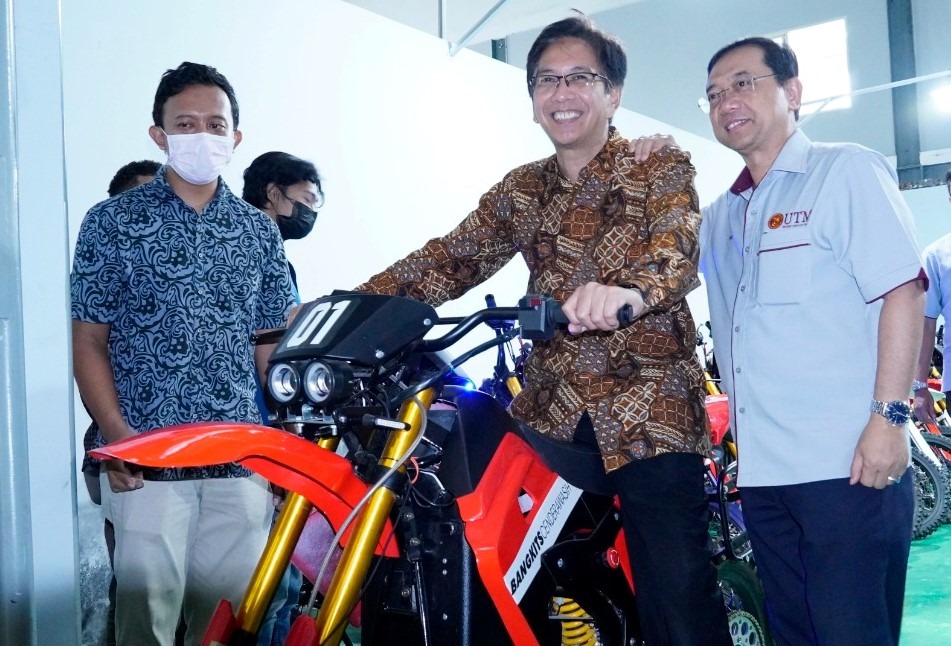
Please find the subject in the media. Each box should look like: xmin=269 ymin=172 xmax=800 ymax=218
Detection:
xmin=903 ymin=524 xmax=951 ymax=644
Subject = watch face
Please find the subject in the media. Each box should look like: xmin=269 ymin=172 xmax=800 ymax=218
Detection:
xmin=884 ymin=401 xmax=912 ymax=425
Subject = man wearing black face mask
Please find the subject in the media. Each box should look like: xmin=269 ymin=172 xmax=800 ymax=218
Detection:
xmin=242 ymin=151 xmax=323 ymax=646
xmin=243 ymin=151 xmax=323 ymax=298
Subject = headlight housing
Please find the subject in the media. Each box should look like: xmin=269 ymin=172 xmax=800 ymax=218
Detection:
xmin=302 ymin=360 xmax=352 ymax=404
xmin=267 ymin=362 xmax=301 ymax=404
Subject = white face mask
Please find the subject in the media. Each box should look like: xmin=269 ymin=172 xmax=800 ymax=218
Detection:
xmin=163 ymin=131 xmax=234 ymax=185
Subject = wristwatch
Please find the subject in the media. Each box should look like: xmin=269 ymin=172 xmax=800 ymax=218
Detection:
xmin=870 ymin=399 xmax=913 ymax=426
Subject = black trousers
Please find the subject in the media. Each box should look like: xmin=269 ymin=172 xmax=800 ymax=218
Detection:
xmin=520 ymin=416 xmax=732 ymax=646
xmin=742 ymin=473 xmax=914 ymax=646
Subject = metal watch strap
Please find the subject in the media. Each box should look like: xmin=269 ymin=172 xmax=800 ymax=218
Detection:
xmin=869 ymin=399 xmax=911 ymax=427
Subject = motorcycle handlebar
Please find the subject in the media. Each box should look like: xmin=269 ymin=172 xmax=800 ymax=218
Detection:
xmin=253 ymin=294 xmax=634 ymax=349
xmin=416 ymin=295 xmax=633 ymax=352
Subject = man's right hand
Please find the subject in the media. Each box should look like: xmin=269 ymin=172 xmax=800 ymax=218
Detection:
xmin=103 ymin=458 xmax=144 ymax=493
xmin=627 ymin=133 xmax=681 ymax=163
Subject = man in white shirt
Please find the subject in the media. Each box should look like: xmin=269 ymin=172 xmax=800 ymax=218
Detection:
xmin=699 ymin=36 xmax=924 ymax=645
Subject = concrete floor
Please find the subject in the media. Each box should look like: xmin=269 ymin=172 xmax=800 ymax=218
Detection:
xmin=78 ymin=497 xmax=111 ymax=646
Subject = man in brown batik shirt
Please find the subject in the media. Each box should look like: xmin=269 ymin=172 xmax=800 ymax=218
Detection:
xmin=357 ymin=16 xmax=730 ymax=644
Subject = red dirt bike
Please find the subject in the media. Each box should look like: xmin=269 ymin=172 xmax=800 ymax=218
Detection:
xmin=93 ymin=293 xmax=770 ymax=645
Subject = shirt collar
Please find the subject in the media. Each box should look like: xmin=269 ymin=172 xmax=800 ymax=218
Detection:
xmin=153 ymin=164 xmax=230 ymax=207
xmin=729 ymin=128 xmax=811 ymax=195
xmin=544 ymin=126 xmax=624 ymax=189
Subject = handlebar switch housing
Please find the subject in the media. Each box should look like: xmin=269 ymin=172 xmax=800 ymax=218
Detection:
xmin=518 ymin=295 xmax=567 ymax=341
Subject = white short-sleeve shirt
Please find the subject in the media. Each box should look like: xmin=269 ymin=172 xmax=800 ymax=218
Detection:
xmin=700 ymin=130 xmax=923 ymax=487
xmin=923 ymin=233 xmax=951 ymax=389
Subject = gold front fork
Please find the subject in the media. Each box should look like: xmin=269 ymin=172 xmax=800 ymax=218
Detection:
xmin=505 ymin=375 xmax=523 ymax=397
xmin=234 ymin=437 xmax=339 ymax=635
xmin=314 ymin=388 xmax=437 ymax=645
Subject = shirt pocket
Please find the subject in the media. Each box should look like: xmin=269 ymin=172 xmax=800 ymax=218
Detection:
xmin=756 ymin=240 xmax=812 ymax=304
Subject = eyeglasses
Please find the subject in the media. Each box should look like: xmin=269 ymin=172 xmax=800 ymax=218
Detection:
xmin=698 ymin=73 xmax=776 ymax=113
xmin=530 ymin=71 xmax=610 ymax=94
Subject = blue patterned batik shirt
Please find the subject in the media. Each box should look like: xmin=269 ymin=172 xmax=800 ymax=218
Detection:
xmin=71 ymin=166 xmax=295 ymax=480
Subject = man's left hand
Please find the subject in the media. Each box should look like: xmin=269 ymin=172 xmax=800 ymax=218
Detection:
xmin=849 ymin=416 xmax=910 ymax=489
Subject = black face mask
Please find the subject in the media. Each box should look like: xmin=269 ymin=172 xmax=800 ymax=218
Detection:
xmin=276 ymin=200 xmax=317 ymax=240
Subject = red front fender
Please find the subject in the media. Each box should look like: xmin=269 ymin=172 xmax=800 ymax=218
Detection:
xmin=90 ymin=422 xmax=398 ymax=557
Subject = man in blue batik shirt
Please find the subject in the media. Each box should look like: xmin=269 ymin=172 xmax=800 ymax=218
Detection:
xmin=71 ymin=62 xmax=295 ymax=646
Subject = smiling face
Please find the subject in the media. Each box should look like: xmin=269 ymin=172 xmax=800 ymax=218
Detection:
xmin=531 ymin=37 xmax=621 ymax=161
xmin=706 ymin=45 xmax=800 ymax=169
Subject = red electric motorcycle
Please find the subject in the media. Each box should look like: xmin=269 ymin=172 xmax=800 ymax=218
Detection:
xmin=93 ymin=293 xmax=770 ymax=646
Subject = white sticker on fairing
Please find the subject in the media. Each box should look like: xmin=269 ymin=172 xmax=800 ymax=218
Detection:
xmin=504 ymin=477 xmax=583 ymax=603
xmin=286 ymin=300 xmax=351 ymax=348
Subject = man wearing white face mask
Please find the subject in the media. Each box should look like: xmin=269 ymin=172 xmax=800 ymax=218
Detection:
xmin=71 ymin=62 xmax=295 ymax=646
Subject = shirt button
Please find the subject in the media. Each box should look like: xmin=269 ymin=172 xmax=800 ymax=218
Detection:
xmin=198 ymin=289 xmax=205 ymax=295
xmin=739 ymin=407 xmax=746 ymax=414
xmin=734 ymin=326 xmax=740 ymax=332
xmin=735 ymin=367 xmax=742 ymax=374
xmin=744 ymin=247 xmax=750 ymax=253
xmin=740 ymin=285 xmax=746 ymax=292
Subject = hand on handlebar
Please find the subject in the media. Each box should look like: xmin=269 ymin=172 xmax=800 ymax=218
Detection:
xmin=562 ymin=282 xmax=644 ymax=334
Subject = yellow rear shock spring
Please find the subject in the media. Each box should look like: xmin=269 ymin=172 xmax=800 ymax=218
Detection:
xmin=551 ymin=597 xmax=598 ymax=646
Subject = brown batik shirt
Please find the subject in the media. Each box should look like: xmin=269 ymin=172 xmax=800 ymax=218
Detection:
xmin=357 ymin=128 xmax=708 ymax=472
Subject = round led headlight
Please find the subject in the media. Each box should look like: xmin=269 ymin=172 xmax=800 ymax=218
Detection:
xmin=301 ymin=360 xmax=353 ymax=405
xmin=303 ymin=361 xmax=335 ymax=404
xmin=267 ymin=362 xmax=300 ymax=404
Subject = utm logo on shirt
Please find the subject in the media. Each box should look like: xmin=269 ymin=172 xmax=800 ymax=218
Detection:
xmin=767 ymin=209 xmax=811 ymax=230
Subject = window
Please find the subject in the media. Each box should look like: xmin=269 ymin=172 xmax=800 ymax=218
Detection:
xmin=775 ymin=18 xmax=851 ymax=115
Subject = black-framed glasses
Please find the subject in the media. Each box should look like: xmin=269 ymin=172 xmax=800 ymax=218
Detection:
xmin=531 ymin=71 xmax=610 ymax=94
xmin=698 ymin=73 xmax=776 ymax=113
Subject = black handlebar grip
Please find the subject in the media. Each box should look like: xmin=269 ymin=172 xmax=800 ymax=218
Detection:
xmin=618 ymin=304 xmax=634 ymax=327
xmin=485 ymin=294 xmax=497 ymax=309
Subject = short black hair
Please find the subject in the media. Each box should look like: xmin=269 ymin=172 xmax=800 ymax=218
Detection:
xmin=707 ymin=37 xmax=800 ymax=119
xmin=242 ymin=152 xmax=323 ymax=210
xmin=107 ymin=159 xmax=161 ymax=197
xmin=152 ymin=62 xmax=239 ymax=129
xmin=525 ymin=15 xmax=626 ymax=96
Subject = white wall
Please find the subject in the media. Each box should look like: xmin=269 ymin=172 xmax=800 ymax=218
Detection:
xmin=907 ymin=183 xmax=951 ymax=248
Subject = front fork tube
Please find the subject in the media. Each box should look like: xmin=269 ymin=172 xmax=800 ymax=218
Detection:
xmin=235 ymin=437 xmax=340 ymax=635
xmin=314 ymin=388 xmax=437 ymax=646
xmin=505 ymin=374 xmax=522 ymax=397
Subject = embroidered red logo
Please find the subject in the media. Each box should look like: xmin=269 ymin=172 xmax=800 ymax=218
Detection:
xmin=768 ymin=214 xmax=784 ymax=229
